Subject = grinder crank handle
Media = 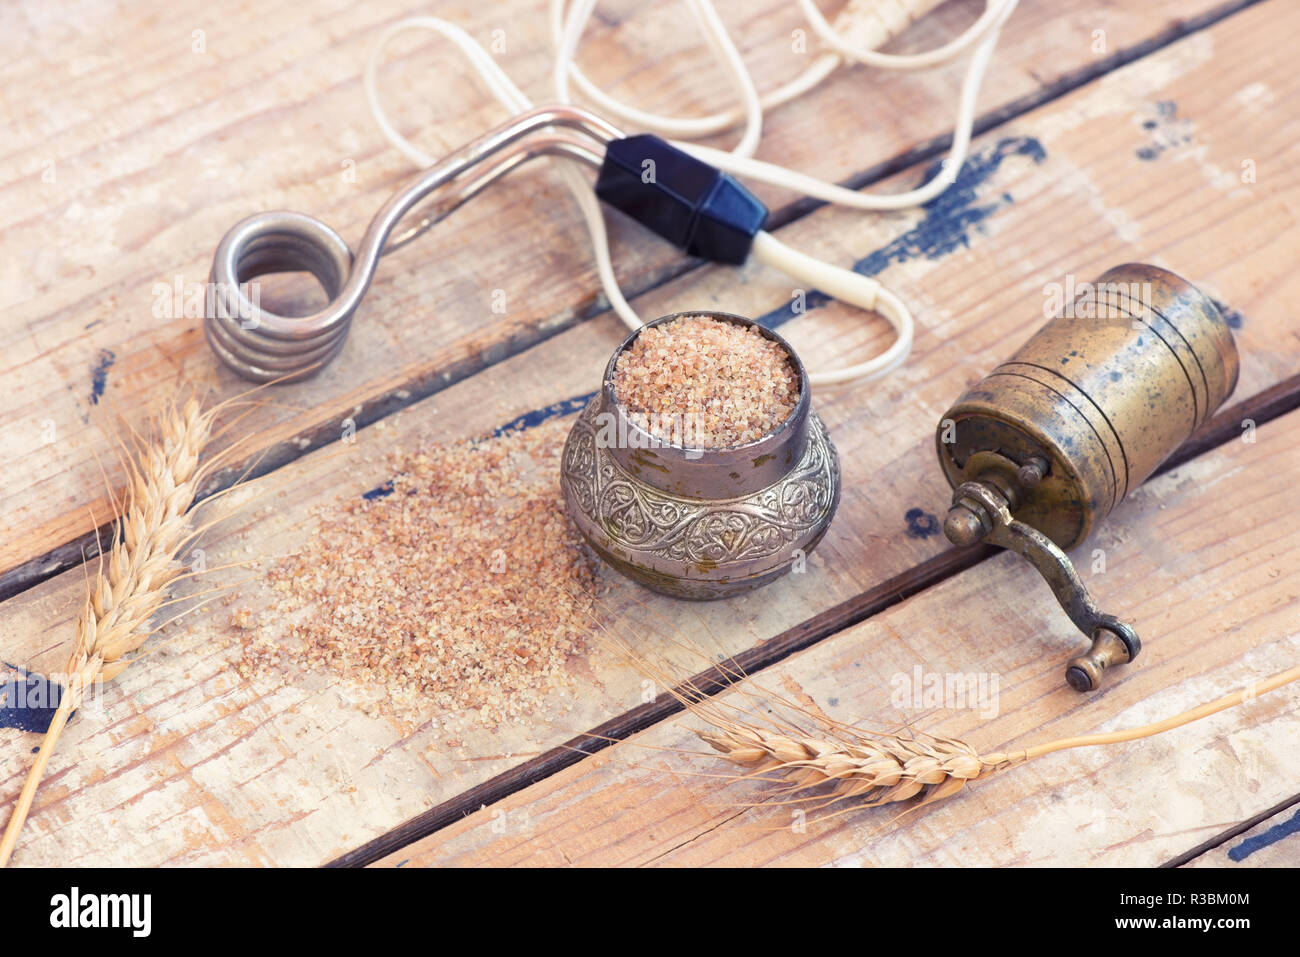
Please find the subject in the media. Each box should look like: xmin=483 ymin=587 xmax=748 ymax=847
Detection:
xmin=944 ymin=480 xmax=1140 ymax=692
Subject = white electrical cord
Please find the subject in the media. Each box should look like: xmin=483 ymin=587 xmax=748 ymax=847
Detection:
xmin=553 ymin=0 xmax=1016 ymax=210
xmin=365 ymin=16 xmax=643 ymax=330
xmin=751 ymin=231 xmax=913 ymax=384
xmin=365 ymin=1 xmax=1018 ymax=386
xmin=548 ymin=0 xmax=839 ymax=141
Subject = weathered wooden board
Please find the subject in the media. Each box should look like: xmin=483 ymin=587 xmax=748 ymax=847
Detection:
xmin=375 ymin=405 xmax=1300 ymax=868
xmin=0 ymin=0 xmax=1252 ymax=596
xmin=0 ymin=0 xmax=1295 ymax=865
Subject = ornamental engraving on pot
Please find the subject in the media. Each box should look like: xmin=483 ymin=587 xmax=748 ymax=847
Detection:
xmin=564 ymin=401 xmax=838 ymax=560
xmin=560 ymin=311 xmax=842 ymax=600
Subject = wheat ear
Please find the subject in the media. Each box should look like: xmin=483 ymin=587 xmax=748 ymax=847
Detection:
xmin=583 ymin=597 xmax=1300 ymax=820
xmin=0 ymin=397 xmax=219 ymax=866
xmin=699 ymin=664 xmax=1300 ymax=816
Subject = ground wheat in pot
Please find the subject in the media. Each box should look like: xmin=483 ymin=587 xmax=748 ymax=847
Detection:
xmin=235 ymin=418 xmax=599 ymax=726
xmin=613 ymin=316 xmax=800 ymax=448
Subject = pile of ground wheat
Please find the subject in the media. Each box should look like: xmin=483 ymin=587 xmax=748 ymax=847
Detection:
xmin=613 ymin=315 xmax=800 ymax=448
xmin=235 ymin=418 xmax=599 ymax=726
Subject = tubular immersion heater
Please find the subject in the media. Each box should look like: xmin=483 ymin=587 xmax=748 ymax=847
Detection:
xmin=936 ymin=264 xmax=1239 ymax=692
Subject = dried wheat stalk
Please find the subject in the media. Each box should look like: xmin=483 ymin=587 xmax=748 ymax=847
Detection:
xmin=0 ymin=397 xmax=223 ymax=866
xmin=697 ymin=664 xmax=1300 ymax=816
xmin=588 ymin=610 xmax=1300 ymax=820
xmin=698 ymin=724 xmax=1012 ymax=808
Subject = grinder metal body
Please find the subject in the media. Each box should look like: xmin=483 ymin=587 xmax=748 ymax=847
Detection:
xmin=936 ymin=264 xmax=1239 ymax=691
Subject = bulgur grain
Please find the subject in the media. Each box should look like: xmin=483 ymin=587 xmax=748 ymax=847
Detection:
xmin=613 ymin=316 xmax=799 ymax=448
xmin=234 ymin=418 xmax=599 ymax=727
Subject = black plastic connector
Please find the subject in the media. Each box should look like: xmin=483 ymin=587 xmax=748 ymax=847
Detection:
xmin=595 ymin=134 xmax=768 ymax=265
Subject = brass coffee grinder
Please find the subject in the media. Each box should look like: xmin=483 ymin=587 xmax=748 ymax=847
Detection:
xmin=936 ymin=264 xmax=1239 ymax=692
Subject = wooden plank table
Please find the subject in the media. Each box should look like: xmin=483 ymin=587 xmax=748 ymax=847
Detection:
xmin=1 ymin=0 xmax=1296 ymax=867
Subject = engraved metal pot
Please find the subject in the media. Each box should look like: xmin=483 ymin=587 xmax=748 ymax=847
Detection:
xmin=560 ymin=311 xmax=841 ymax=600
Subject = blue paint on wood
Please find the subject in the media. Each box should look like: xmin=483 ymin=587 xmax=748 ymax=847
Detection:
xmin=1135 ymin=100 xmax=1190 ymax=162
xmin=904 ymin=507 xmax=941 ymax=539
xmin=1210 ymin=297 xmax=1245 ymax=330
xmin=0 ymin=669 xmax=67 ymax=734
xmin=361 ymin=479 xmax=395 ymax=500
xmin=756 ymin=136 xmax=1047 ymax=329
xmin=90 ymin=348 xmax=116 ymax=404
xmin=492 ymin=392 xmax=598 ymax=437
xmin=1228 ymin=808 xmax=1300 ymax=862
